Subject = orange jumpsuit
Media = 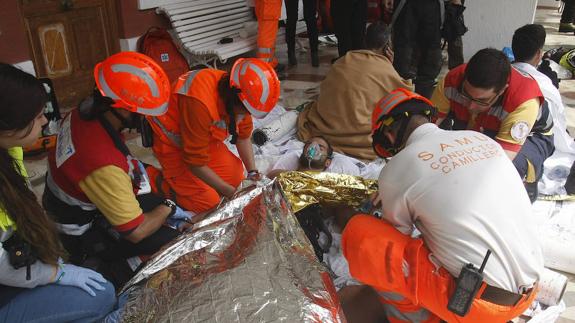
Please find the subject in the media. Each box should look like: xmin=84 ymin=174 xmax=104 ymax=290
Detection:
xmin=147 ymin=69 xmax=252 ymax=214
xmin=342 ymin=215 xmax=538 ymax=323
xmin=255 ymin=0 xmax=282 ymax=66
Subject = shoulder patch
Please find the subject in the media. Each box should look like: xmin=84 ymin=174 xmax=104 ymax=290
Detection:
xmin=510 ymin=121 xmax=530 ymax=142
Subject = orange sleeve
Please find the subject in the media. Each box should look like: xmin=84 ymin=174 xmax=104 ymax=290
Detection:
xmin=179 ymin=96 xmax=213 ymax=166
xmin=237 ymin=114 xmax=254 ymax=139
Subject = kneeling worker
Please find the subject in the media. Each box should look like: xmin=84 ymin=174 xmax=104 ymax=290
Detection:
xmin=43 ymin=53 xmax=192 ymax=283
xmin=431 ymin=48 xmax=555 ymax=201
xmin=343 ymin=89 xmax=543 ymax=322
xmin=147 ymin=58 xmax=279 ymax=214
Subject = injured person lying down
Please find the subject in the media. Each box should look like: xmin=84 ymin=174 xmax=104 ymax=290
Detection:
xmin=268 ymin=136 xmax=361 ymax=178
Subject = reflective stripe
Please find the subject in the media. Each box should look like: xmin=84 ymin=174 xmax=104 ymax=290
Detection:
xmin=248 ymin=64 xmax=270 ymax=105
xmin=98 ymin=69 xmax=121 ymax=100
xmin=242 ymin=98 xmax=267 ymax=119
xmin=46 ymin=170 xmax=97 ymax=211
xmin=231 ymin=64 xmax=241 ymax=88
xmin=111 ymin=64 xmax=160 ymax=97
xmin=151 ymin=116 xmax=183 ymax=147
xmin=257 ymin=47 xmax=273 ymax=54
xmin=376 ymin=92 xmax=407 ymax=121
xmin=444 ymin=86 xmax=468 ymax=106
xmin=176 ymin=70 xmax=201 ymax=95
xmin=136 ymin=101 xmax=168 ymax=117
xmin=486 ymin=104 xmax=508 ymax=121
xmin=55 ymin=222 xmax=93 ymax=236
xmin=383 ymin=304 xmax=431 ymax=323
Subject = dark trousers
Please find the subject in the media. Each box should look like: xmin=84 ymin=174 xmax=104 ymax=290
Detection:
xmin=393 ymin=0 xmax=443 ymax=98
xmin=447 ymin=37 xmax=464 ymax=69
xmin=561 ymin=0 xmax=575 ymax=23
xmin=285 ymin=0 xmax=319 ymax=53
xmin=331 ymin=0 xmax=368 ymax=57
xmin=512 ymin=133 xmax=555 ymax=183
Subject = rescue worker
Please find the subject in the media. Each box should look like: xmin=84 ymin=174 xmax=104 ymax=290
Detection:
xmin=43 ymin=52 xmax=192 ymax=286
xmin=343 ymin=88 xmax=543 ymax=322
xmin=255 ymin=0 xmax=283 ymax=67
xmin=147 ymin=58 xmax=280 ymax=214
xmin=431 ymin=48 xmax=555 ymax=202
xmin=0 ymin=63 xmax=115 ymax=322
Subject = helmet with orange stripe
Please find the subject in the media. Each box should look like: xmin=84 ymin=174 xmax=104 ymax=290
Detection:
xmin=371 ymin=88 xmax=437 ymax=158
xmin=94 ymin=52 xmax=171 ymax=117
xmin=229 ymin=58 xmax=280 ymax=119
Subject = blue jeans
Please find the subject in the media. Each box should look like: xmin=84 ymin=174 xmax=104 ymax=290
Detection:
xmin=0 ymin=282 xmax=116 ymax=323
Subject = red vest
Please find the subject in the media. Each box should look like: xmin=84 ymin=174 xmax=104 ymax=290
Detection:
xmin=148 ymin=69 xmax=244 ymax=178
xmin=442 ymin=64 xmax=544 ymax=138
xmin=47 ymin=110 xmax=137 ymax=209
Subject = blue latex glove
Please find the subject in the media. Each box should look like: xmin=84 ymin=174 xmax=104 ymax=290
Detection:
xmin=56 ymin=264 xmax=108 ymax=297
xmin=170 ymin=206 xmax=194 ymax=222
xmin=165 ymin=206 xmax=194 ymax=231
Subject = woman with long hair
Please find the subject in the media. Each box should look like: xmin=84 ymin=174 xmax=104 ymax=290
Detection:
xmin=0 ymin=63 xmax=115 ymax=322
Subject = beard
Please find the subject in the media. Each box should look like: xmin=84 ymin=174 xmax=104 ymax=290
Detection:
xmin=298 ymin=154 xmax=328 ymax=171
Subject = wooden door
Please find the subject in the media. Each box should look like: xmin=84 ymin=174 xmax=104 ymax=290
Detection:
xmin=19 ymin=0 xmax=120 ymax=110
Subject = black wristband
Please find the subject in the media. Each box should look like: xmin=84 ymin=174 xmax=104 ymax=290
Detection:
xmin=162 ymin=199 xmax=177 ymax=217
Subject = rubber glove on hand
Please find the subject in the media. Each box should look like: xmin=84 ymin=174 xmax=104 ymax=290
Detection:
xmin=56 ymin=264 xmax=108 ymax=297
xmin=169 ymin=206 xmax=194 ymax=222
xmin=166 ymin=206 xmax=194 ymax=231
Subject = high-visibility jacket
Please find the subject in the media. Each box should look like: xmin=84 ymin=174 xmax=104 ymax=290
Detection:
xmin=441 ymin=64 xmax=550 ymax=141
xmin=46 ymin=111 xmax=141 ymax=235
xmin=148 ymin=69 xmax=245 ymax=178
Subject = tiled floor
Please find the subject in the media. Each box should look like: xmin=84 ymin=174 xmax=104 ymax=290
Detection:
xmin=22 ymin=5 xmax=575 ymax=322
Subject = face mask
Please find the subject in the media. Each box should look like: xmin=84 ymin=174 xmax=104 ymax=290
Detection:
xmin=299 ymin=142 xmax=328 ymax=170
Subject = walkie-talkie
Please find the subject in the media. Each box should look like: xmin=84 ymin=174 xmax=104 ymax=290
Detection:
xmin=447 ymin=249 xmax=491 ymax=317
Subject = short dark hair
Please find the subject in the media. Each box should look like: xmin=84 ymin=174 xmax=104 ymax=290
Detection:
xmin=512 ymin=24 xmax=546 ymax=62
xmin=465 ymin=48 xmax=511 ymax=92
xmin=365 ymin=21 xmax=391 ymax=50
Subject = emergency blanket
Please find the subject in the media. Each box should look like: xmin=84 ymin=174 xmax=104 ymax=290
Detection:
xmin=118 ymin=179 xmax=344 ymax=322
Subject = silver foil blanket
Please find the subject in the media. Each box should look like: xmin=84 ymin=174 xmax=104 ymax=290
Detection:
xmin=119 ymin=181 xmax=345 ymax=322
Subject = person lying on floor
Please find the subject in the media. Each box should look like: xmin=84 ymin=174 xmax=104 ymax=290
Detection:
xmin=267 ymin=136 xmax=361 ymax=178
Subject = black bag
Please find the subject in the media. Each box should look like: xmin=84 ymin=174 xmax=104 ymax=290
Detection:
xmin=294 ymin=205 xmax=333 ymax=261
xmin=2 ymin=233 xmax=38 ymax=280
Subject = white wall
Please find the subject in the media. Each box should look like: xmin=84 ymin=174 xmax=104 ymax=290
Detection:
xmin=462 ymin=0 xmax=538 ymax=61
xmin=537 ymin=0 xmax=560 ymax=8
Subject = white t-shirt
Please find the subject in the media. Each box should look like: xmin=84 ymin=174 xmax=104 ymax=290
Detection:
xmin=272 ymin=151 xmax=361 ymax=176
xmin=378 ymin=123 xmax=543 ymax=293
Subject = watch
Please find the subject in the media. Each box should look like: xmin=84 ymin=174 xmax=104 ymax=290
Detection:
xmin=162 ymin=199 xmax=177 ymax=217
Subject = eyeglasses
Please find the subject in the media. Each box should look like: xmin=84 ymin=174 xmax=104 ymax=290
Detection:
xmin=460 ymin=84 xmax=503 ymax=107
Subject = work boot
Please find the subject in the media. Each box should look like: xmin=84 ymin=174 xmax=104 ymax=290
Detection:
xmin=558 ymin=23 xmax=575 ymax=33
xmin=288 ymin=50 xmax=297 ymax=66
xmin=311 ymin=51 xmax=319 ymax=67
